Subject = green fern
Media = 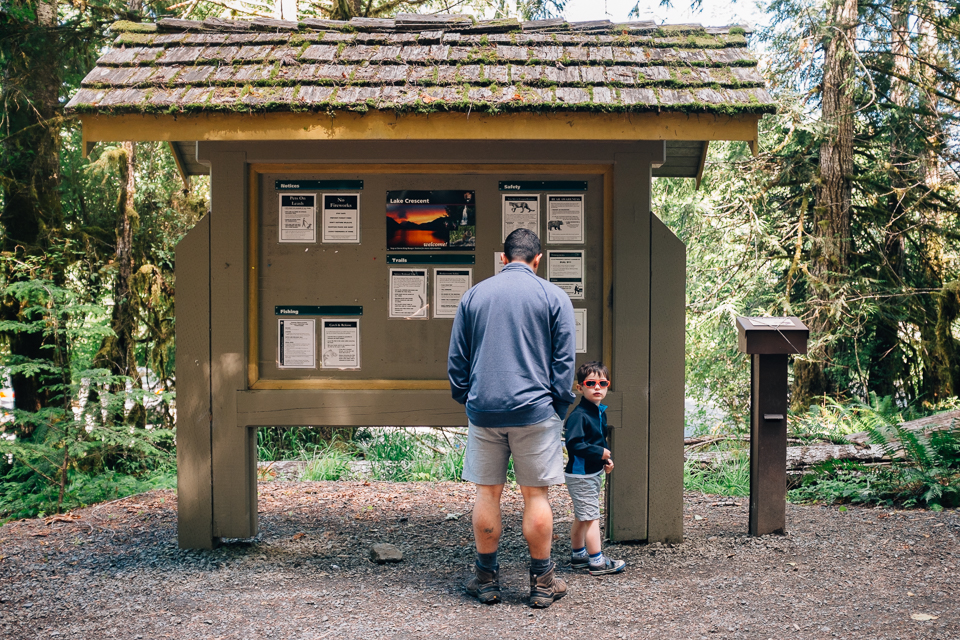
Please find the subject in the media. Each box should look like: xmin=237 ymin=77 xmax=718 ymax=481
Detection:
xmin=789 ymin=396 xmax=960 ymax=509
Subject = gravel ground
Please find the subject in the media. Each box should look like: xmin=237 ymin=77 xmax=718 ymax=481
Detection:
xmin=1 ymin=481 xmax=958 ymax=640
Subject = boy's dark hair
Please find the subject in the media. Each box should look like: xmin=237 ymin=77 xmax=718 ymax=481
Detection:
xmin=577 ymin=361 xmax=610 ymax=385
xmin=504 ymin=228 xmax=541 ymax=263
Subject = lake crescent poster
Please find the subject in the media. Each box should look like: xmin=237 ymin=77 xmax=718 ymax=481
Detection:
xmin=386 ymin=190 xmax=476 ymax=251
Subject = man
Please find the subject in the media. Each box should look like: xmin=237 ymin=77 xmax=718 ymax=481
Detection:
xmin=448 ymin=228 xmax=576 ymax=608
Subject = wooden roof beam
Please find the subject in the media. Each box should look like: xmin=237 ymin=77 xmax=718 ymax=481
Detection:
xmin=80 ymin=111 xmax=761 ymax=146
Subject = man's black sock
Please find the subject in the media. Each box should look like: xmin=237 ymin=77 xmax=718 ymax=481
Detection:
xmin=477 ymin=551 xmax=499 ymax=573
xmin=530 ymin=556 xmax=552 ymax=575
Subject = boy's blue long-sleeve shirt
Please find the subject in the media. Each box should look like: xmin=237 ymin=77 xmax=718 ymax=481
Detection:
xmin=564 ymin=396 xmax=609 ymax=475
xmin=447 ymin=262 xmax=577 ymax=427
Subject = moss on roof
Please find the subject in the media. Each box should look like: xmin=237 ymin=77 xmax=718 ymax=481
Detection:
xmin=68 ymin=14 xmax=774 ymax=117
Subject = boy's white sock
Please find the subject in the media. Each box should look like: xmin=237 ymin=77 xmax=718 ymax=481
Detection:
xmin=589 ymin=551 xmax=606 ymax=567
xmin=572 ymin=547 xmax=588 ymax=558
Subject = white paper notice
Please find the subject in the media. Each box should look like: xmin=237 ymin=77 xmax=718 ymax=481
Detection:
xmin=279 ymin=194 xmax=316 ymax=243
xmin=277 ymin=318 xmax=316 ymax=368
xmin=322 ymin=193 xmax=360 ymax=243
xmin=574 ymin=308 xmax=587 ymax=353
xmin=502 ymin=194 xmax=540 ymax=241
xmin=390 ymin=268 xmax=428 ymax=318
xmin=546 ymin=194 xmax=585 ymax=244
xmin=494 ymin=252 xmax=505 ymax=275
xmin=547 ymin=250 xmax=585 ymax=299
xmin=434 ymin=268 xmax=472 ymax=318
xmin=321 ymin=319 xmax=360 ymax=369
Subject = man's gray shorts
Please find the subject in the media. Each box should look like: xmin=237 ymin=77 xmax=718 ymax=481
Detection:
xmin=462 ymin=414 xmax=564 ymax=487
xmin=564 ymin=472 xmax=603 ymax=521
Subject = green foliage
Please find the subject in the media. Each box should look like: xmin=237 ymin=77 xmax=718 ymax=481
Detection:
xmin=490 ymin=0 xmax=567 ymax=20
xmin=258 ymin=426 xmax=336 ymax=461
xmin=300 ymin=444 xmax=354 ymax=481
xmin=0 ymin=269 xmax=175 ymax=521
xmin=788 ymin=460 xmax=889 ymax=506
xmin=356 ymin=428 xmax=469 ymax=482
xmin=258 ymin=427 xmax=469 ymax=483
xmin=655 ymin=141 xmax=780 ymax=433
xmin=683 ymin=451 xmax=750 ymax=496
xmin=0 ymin=469 xmax=175 ymax=521
xmin=787 ymin=394 xmax=922 ymax=444
xmin=788 ymin=398 xmax=960 ymax=509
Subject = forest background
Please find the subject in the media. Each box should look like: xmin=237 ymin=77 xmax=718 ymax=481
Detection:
xmin=0 ymin=0 xmax=958 ymax=520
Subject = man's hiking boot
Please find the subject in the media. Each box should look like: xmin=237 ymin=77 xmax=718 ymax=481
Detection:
xmin=529 ymin=563 xmax=567 ymax=608
xmin=570 ymin=554 xmax=590 ymax=570
xmin=588 ymin=557 xmax=626 ymax=576
xmin=465 ymin=565 xmax=501 ymax=604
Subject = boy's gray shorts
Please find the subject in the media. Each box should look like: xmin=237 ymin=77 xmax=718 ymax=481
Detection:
xmin=462 ymin=414 xmax=565 ymax=487
xmin=564 ymin=472 xmax=603 ymax=521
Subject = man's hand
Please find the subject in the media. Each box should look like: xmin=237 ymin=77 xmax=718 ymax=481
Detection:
xmin=602 ymin=448 xmax=611 ymax=460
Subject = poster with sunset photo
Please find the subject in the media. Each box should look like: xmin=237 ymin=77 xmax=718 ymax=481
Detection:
xmin=386 ymin=190 xmax=476 ymax=250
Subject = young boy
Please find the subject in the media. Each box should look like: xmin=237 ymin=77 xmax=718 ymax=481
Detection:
xmin=564 ymin=361 xmax=626 ymax=575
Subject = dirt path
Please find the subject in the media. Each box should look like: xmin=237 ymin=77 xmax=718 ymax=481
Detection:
xmin=1 ymin=481 xmax=957 ymax=639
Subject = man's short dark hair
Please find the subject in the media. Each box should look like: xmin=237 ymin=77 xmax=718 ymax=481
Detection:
xmin=504 ymin=228 xmax=541 ymax=263
xmin=577 ymin=361 xmax=610 ymax=385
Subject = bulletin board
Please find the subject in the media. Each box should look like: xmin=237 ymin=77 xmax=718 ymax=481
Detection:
xmin=250 ymin=166 xmax=608 ymax=387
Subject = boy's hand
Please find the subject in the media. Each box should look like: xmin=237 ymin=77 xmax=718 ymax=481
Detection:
xmin=604 ymin=458 xmax=614 ymax=474
xmin=602 ymin=448 xmax=611 ymax=460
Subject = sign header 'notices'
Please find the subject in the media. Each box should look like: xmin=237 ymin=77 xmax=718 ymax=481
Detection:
xmin=275 ymin=180 xmax=364 ymax=191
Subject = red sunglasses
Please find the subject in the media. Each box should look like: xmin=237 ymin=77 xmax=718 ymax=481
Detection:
xmin=582 ymin=380 xmax=610 ymax=388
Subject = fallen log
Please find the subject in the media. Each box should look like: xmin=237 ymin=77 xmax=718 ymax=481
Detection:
xmin=685 ymin=408 xmax=960 ymax=472
xmin=685 ymin=443 xmax=888 ymax=471
xmin=845 ymin=409 xmax=960 ymax=445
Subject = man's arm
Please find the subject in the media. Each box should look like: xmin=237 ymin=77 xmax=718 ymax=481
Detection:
xmin=549 ymin=294 xmax=577 ymax=418
xmin=447 ymin=299 xmax=471 ymax=405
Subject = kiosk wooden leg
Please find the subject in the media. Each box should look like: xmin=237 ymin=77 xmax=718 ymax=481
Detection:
xmin=176 ymin=215 xmax=215 ymax=549
xmin=749 ymin=353 xmax=788 ymax=536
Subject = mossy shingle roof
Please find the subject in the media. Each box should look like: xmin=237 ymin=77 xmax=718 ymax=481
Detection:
xmin=66 ymin=14 xmax=774 ymax=116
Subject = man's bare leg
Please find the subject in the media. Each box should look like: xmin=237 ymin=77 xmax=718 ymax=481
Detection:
xmin=519 ymin=485 xmax=553 ymax=560
xmin=473 ymin=483 xmax=504 ymax=554
xmin=466 ymin=483 xmax=505 ymax=604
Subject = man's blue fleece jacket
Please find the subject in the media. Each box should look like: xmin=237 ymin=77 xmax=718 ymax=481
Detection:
xmin=447 ymin=262 xmax=577 ymax=428
xmin=563 ymin=396 xmax=609 ymax=476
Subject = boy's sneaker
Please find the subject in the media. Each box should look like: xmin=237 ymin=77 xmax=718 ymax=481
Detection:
xmin=529 ymin=563 xmax=567 ymax=608
xmin=570 ymin=553 xmax=590 ymax=570
xmin=588 ymin=557 xmax=626 ymax=576
xmin=465 ymin=565 xmax=501 ymax=604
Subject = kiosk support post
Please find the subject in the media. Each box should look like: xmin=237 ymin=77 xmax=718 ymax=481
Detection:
xmin=749 ymin=353 xmax=788 ymax=535
xmin=736 ymin=317 xmax=809 ymax=536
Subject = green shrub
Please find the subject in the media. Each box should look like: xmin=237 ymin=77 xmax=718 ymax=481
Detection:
xmin=300 ymin=446 xmax=353 ymax=481
xmin=258 ymin=426 xmax=336 ymax=461
xmin=683 ymin=451 xmax=750 ymax=496
xmin=437 ymin=444 xmax=466 ymax=482
xmin=788 ymin=396 xmax=960 ymax=509
xmin=0 ymin=272 xmax=175 ymax=521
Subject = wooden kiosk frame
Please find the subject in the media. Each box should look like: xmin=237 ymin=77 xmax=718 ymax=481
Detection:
xmin=168 ymin=136 xmax=688 ymax=549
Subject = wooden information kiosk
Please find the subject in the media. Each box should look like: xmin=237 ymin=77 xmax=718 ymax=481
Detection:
xmin=69 ymin=14 xmax=775 ymax=549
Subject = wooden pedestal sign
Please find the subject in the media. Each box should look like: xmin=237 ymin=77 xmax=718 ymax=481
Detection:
xmin=736 ymin=317 xmax=809 ymax=536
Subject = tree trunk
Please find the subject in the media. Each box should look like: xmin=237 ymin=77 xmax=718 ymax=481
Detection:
xmin=870 ymin=0 xmax=911 ymax=399
xmin=793 ymin=0 xmax=859 ymax=409
xmin=0 ymin=0 xmax=63 ymax=420
xmin=94 ymin=143 xmax=145 ymax=425
xmin=913 ymin=4 xmax=958 ymax=401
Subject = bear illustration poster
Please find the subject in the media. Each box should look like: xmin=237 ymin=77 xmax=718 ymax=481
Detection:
xmin=546 ymin=194 xmax=584 ymax=244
